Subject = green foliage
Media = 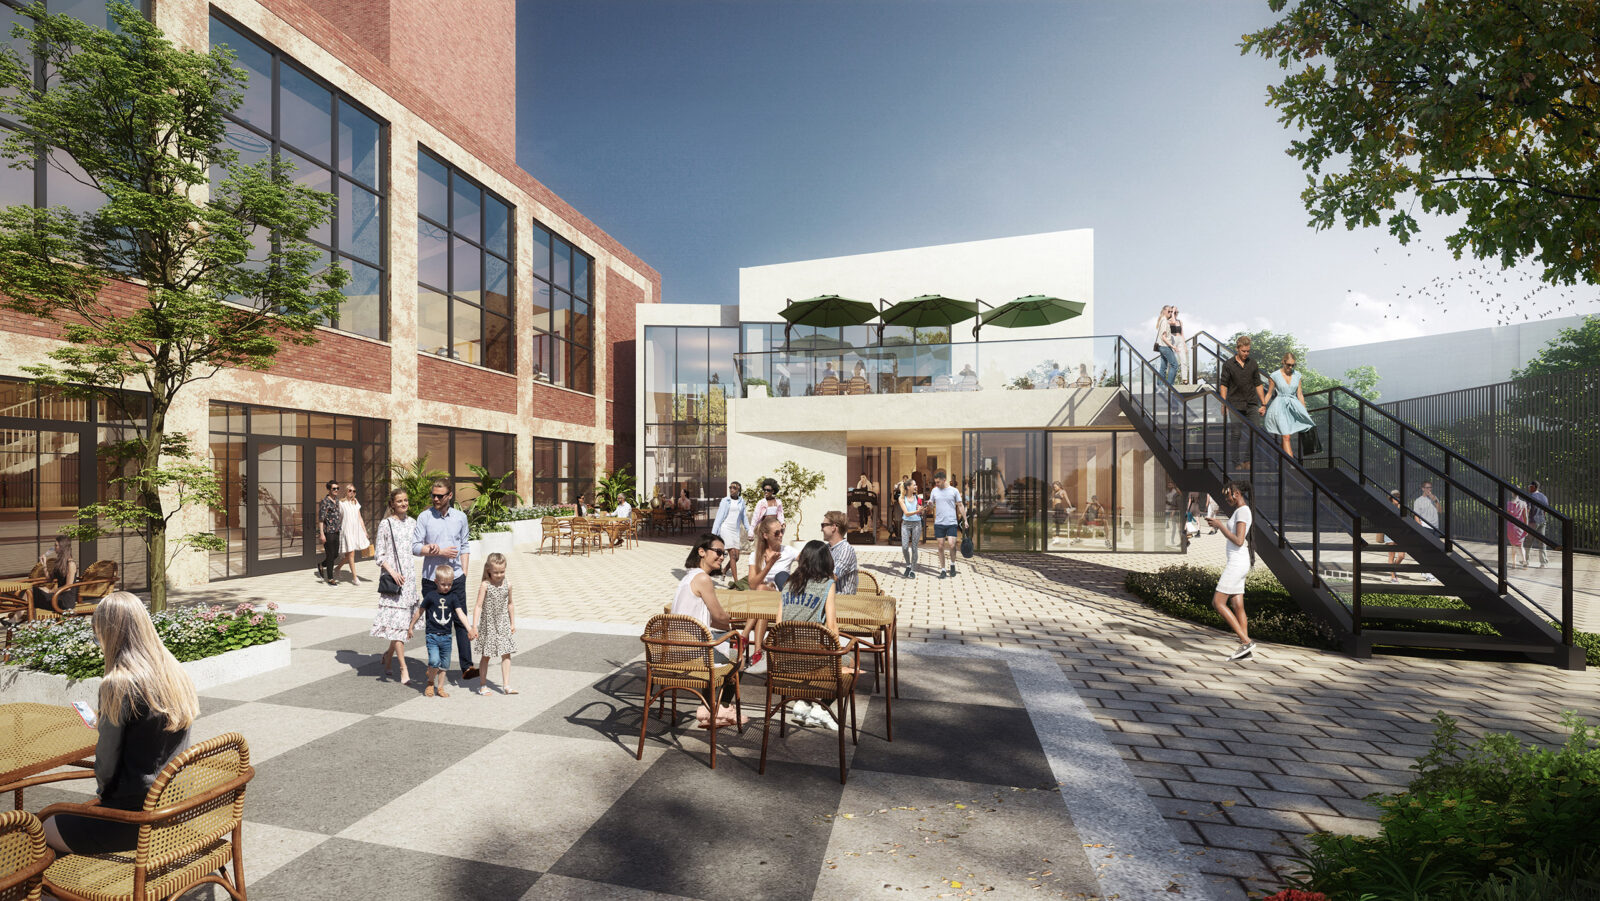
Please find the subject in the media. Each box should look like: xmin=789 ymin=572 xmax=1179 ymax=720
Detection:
xmin=1515 ymin=316 xmax=1600 ymax=379
xmin=502 ymin=505 xmax=576 ymax=522
xmin=389 ymin=454 xmax=449 ymax=519
xmin=746 ymin=460 xmax=826 ymax=533
xmin=1122 ymin=564 xmax=1341 ymax=649
xmin=464 ymin=464 xmax=520 ymax=534
xmin=595 ymin=465 xmax=637 ymax=511
xmin=1231 ymin=329 xmax=1381 ymax=401
xmin=1287 ymin=712 xmax=1600 ymax=901
xmin=1242 ymin=1 xmax=1600 ymax=290
xmin=0 ymin=4 xmax=343 ymax=609
xmin=6 ymin=601 xmax=284 ymax=680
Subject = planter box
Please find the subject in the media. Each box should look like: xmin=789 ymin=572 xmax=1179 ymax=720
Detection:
xmin=475 ymin=530 xmax=515 ymax=560
xmin=0 ymin=637 xmax=291 ymax=706
xmin=509 ymin=519 xmax=543 ymax=548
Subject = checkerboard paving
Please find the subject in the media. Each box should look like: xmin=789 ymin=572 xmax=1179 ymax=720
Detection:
xmin=27 ymin=610 xmax=1169 ymax=901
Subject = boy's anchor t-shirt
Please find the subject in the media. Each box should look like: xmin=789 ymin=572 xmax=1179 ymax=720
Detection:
xmin=423 ymin=593 xmax=465 ymax=635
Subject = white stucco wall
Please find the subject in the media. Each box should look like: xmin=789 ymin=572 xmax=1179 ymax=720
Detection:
xmin=737 ymin=229 xmax=1096 ymax=340
xmin=725 ymin=400 xmax=848 ymax=544
xmin=1311 ymin=315 xmax=1586 ymax=400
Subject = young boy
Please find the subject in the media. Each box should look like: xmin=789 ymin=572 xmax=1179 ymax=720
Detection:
xmin=409 ymin=565 xmax=472 ymax=698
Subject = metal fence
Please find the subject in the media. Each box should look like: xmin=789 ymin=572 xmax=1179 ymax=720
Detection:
xmin=1380 ymin=367 xmax=1600 ymax=553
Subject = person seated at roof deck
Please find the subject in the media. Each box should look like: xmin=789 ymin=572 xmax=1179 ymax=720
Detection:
xmin=957 ymin=363 xmax=978 ymax=388
xmin=821 ymin=363 xmax=838 ymax=382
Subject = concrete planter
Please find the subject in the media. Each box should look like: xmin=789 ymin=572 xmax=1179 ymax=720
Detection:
xmin=475 ymin=530 xmax=515 ymax=560
xmin=509 ymin=519 xmax=542 ymax=548
xmin=0 ymin=637 xmax=292 ymax=706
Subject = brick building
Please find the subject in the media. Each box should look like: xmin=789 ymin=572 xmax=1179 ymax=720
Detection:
xmin=0 ymin=0 xmax=657 ymax=588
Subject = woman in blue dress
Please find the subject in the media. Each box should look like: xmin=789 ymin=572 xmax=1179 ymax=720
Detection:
xmin=1262 ymin=352 xmax=1315 ymax=458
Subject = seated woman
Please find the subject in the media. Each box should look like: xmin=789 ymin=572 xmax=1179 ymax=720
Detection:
xmin=777 ymin=540 xmax=845 ymax=729
xmin=742 ymin=514 xmax=798 ymax=675
xmin=32 ymin=535 xmax=77 ymax=616
xmin=670 ymin=534 xmax=746 ymax=728
xmin=43 ymin=591 xmax=200 ymax=855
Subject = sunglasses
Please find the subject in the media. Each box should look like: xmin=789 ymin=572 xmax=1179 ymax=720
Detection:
xmin=432 ymin=493 xmax=449 ymax=500
xmin=706 ymin=547 xmax=727 ymax=557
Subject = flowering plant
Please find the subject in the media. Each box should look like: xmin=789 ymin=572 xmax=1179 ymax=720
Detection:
xmin=5 ymin=602 xmax=284 ymax=680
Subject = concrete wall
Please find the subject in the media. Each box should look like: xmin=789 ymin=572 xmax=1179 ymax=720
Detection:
xmin=1312 ymin=315 xmax=1585 ymax=400
xmin=725 ymin=401 xmax=849 ymax=545
xmin=737 ymin=229 xmax=1096 ymax=341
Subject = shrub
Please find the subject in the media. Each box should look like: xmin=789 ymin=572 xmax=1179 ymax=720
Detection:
xmin=503 ymin=504 xmax=576 ymax=522
xmin=1287 ymin=711 xmax=1600 ymax=901
xmin=6 ymin=602 xmax=285 ymax=680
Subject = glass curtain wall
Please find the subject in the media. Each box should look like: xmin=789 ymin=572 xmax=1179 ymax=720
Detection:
xmin=529 ymin=223 xmax=594 ymax=392
xmin=530 ymin=438 xmax=594 ymax=506
xmin=643 ymin=325 xmax=737 ymax=505
xmin=417 ymin=148 xmax=513 ymax=370
xmin=416 ymin=425 xmax=514 ymax=506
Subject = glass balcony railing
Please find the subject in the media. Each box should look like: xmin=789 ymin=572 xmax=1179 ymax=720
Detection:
xmin=734 ymin=335 xmax=1123 ymax=398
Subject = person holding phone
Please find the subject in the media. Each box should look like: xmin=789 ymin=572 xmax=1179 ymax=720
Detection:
xmin=44 ymin=591 xmax=200 ymax=855
xmin=898 ymin=477 xmax=924 ymax=579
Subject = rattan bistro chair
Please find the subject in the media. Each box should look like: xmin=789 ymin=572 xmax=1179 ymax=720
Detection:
xmin=39 ymin=733 xmax=254 ymax=901
xmin=760 ymin=622 xmax=861 ymax=784
xmin=35 ymin=561 xmax=118 ymax=620
xmin=857 ymin=571 xmax=881 ymax=596
xmin=0 ymin=810 xmax=53 ymax=901
xmin=539 ymin=517 xmax=562 ymax=555
xmin=637 ymin=615 xmax=743 ymax=770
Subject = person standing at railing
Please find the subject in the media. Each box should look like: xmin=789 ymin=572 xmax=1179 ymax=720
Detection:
xmin=1528 ymin=481 xmax=1550 ymax=567
xmin=1412 ymin=481 xmax=1441 ymax=537
xmin=1155 ymin=306 xmax=1181 ymax=385
xmin=1218 ymin=335 xmax=1268 ymax=470
xmin=1262 ymin=352 xmax=1315 ymax=459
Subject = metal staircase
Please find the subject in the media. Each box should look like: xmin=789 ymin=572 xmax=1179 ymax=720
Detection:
xmin=1113 ymin=336 xmax=1583 ymax=670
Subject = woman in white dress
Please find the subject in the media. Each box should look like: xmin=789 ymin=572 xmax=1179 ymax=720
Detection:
xmin=336 ymin=483 xmax=371 ymax=585
xmin=1204 ymin=480 xmax=1257 ymax=661
xmin=371 ymin=488 xmax=419 ymax=682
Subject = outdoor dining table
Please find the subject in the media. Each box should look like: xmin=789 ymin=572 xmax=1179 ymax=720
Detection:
xmin=722 ymin=593 xmax=899 ymax=698
xmin=0 ymin=702 xmax=97 ymax=810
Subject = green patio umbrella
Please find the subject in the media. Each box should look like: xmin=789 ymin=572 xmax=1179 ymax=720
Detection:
xmin=779 ymin=295 xmax=879 ymax=328
xmin=979 ymin=295 xmax=1086 ymax=330
xmin=878 ymin=295 xmax=981 ymax=329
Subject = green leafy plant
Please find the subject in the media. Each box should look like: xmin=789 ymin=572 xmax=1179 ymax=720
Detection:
xmin=5 ymin=602 xmax=285 ymax=680
xmin=595 ymin=465 xmax=637 ymax=511
xmin=746 ymin=460 xmax=826 ymax=535
xmin=502 ymin=505 xmax=576 ymax=522
xmin=464 ymin=464 xmax=520 ymax=534
xmin=0 ymin=4 xmax=345 ymax=609
xmin=390 ymin=454 xmax=449 ymax=519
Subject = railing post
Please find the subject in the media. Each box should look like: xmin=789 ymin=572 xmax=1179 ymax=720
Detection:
xmin=1497 ymin=483 xmax=1508 ymax=593
xmin=1351 ymin=514 xmax=1362 ymax=635
xmin=1277 ymin=450 xmax=1285 ymax=548
xmin=1358 ymin=403 xmax=1365 ymax=482
xmin=1398 ymin=427 xmax=1407 ymax=509
xmin=1563 ymin=518 xmax=1574 ymax=647
xmin=1442 ymin=456 xmax=1453 ymax=552
xmin=1311 ymin=488 xmax=1320 ymax=587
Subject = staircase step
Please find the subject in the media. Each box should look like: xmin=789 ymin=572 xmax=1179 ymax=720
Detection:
xmin=1357 ymin=563 xmax=1429 ymax=573
xmin=1361 ymin=630 xmax=1558 ymax=655
xmin=1358 ymin=582 xmax=1461 ymax=596
xmin=1359 ymin=606 xmax=1519 ymax=624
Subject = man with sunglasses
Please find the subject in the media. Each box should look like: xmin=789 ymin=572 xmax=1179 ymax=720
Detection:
xmin=315 ymin=479 xmax=342 ymax=585
xmin=413 ymin=480 xmax=477 ymax=680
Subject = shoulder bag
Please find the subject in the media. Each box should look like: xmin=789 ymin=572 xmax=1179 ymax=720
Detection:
xmin=377 ymin=519 xmax=403 ymax=596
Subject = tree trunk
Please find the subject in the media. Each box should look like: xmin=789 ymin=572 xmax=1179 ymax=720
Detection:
xmin=143 ymin=395 xmax=168 ymax=611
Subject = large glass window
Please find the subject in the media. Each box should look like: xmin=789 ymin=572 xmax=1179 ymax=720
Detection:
xmin=642 ymin=325 xmax=737 ymax=504
xmin=530 ymin=438 xmax=594 ymax=506
xmin=529 ymin=222 xmax=593 ymax=391
xmin=417 ymin=425 xmax=514 ymax=505
xmin=0 ymin=1 xmax=149 ymax=214
xmin=417 ymin=148 xmax=513 ymax=371
xmin=210 ymin=15 xmax=387 ymax=340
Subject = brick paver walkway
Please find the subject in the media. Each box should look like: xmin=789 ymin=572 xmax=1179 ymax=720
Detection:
xmin=173 ymin=533 xmax=1600 ymax=899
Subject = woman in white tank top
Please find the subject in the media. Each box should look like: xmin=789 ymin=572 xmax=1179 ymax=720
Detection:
xmin=670 ymin=534 xmax=745 ymax=727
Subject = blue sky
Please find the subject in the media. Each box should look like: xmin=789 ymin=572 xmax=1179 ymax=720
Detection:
xmin=516 ymin=0 xmax=1597 ymax=351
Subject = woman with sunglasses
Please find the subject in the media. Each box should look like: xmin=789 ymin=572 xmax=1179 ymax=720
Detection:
xmin=1262 ymin=351 xmax=1315 ymax=458
xmin=746 ymin=478 xmax=784 ymax=539
xmin=671 ymin=534 xmax=746 ymax=727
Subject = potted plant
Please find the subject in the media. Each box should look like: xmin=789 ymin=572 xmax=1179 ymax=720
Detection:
xmin=595 ymin=465 xmax=637 ymax=512
xmin=464 ymin=464 xmax=520 ymax=560
xmin=390 ymin=454 xmax=449 ymax=516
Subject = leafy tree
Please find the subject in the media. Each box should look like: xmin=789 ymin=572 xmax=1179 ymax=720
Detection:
xmin=0 ymin=4 xmax=344 ymax=608
xmin=1243 ymin=1 xmax=1600 ymax=288
xmin=1229 ymin=329 xmax=1381 ymax=400
xmin=1514 ymin=315 xmax=1600 ymax=378
xmin=390 ymin=455 xmax=450 ymax=520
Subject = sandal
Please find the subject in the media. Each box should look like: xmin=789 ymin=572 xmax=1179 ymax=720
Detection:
xmin=504 ymin=688 xmax=519 ymax=695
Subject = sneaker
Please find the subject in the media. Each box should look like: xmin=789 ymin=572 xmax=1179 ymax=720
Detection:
xmin=904 ymin=568 xmax=915 ymax=579
xmin=1227 ymin=642 xmax=1256 ymax=661
xmin=938 ymin=570 xmax=947 ymax=580
xmin=811 ymin=706 xmax=840 ymax=731
xmin=747 ymin=652 xmax=767 ymax=675
xmin=949 ymin=566 xmax=957 ymax=577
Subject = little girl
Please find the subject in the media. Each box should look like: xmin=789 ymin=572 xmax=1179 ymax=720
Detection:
xmin=471 ymin=553 xmax=518 ymax=695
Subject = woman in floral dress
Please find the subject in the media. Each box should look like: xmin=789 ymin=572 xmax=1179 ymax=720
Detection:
xmin=371 ymin=488 xmax=419 ymax=682
xmin=337 ymin=484 xmax=371 ymax=584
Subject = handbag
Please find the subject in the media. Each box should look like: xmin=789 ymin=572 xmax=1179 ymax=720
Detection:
xmin=361 ymin=544 xmax=375 ymax=559
xmin=959 ymin=521 xmax=974 ymax=559
xmin=1299 ymin=425 xmax=1323 ymax=456
xmin=377 ymin=520 xmax=402 ymax=596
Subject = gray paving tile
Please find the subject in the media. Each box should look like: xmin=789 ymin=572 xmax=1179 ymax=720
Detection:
xmin=849 ymin=697 xmax=1056 ymax=789
xmin=516 ymin=663 xmax=652 ymax=750
xmin=889 ymin=654 xmax=1025 ymax=708
xmin=247 ymin=837 xmax=541 ymax=900
xmin=521 ymin=874 xmax=700 ymax=900
xmin=549 ymin=749 xmax=844 ymax=900
xmin=513 ymin=632 xmax=646 ymax=673
xmin=256 ymin=651 xmax=426 ymax=715
xmin=247 ymin=717 xmax=502 ymax=834
xmin=191 ymin=702 xmax=367 ymax=765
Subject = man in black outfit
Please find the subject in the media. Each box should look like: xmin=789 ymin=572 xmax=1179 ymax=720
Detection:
xmin=315 ymin=479 xmax=342 ymax=584
xmin=1218 ymin=334 xmax=1268 ymax=470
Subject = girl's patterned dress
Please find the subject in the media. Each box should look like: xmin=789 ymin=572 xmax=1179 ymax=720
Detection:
xmin=370 ymin=516 xmax=419 ymax=641
xmin=476 ymin=581 xmax=516 ymax=657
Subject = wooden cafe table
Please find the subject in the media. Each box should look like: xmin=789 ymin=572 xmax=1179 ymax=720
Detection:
xmin=723 ymin=593 xmax=899 ymax=699
xmin=0 ymin=703 xmax=98 ymax=810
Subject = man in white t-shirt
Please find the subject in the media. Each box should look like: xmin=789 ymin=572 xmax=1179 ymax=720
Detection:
xmin=1412 ymin=481 xmax=1440 ymax=535
xmin=928 ymin=470 xmax=966 ymax=579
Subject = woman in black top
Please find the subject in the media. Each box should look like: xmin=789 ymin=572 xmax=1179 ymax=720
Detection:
xmin=43 ymin=591 xmax=200 ymax=855
xmin=32 ymin=535 xmax=76 ymax=615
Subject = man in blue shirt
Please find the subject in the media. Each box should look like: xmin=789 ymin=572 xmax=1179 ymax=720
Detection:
xmin=1528 ymin=480 xmax=1550 ymax=568
xmin=413 ymin=479 xmax=476 ymax=679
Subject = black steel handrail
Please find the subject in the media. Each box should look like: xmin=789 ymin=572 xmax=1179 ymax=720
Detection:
xmin=1186 ymin=330 xmax=1230 ymax=383
xmin=1113 ymin=336 xmax=1367 ymax=633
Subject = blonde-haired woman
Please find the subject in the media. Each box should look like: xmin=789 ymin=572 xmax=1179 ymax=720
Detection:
xmin=43 ymin=591 xmax=199 ymax=854
xmin=335 ymin=483 xmax=371 ymax=585
xmin=372 ymin=487 xmax=419 ymax=682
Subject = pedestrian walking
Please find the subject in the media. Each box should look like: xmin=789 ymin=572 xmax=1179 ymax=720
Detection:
xmin=1155 ymin=305 xmax=1180 ymax=385
xmin=1507 ymin=492 xmax=1529 ymax=568
xmin=371 ymin=488 xmax=419 ymax=684
xmin=711 ymin=482 xmax=749 ymax=583
xmin=1169 ymin=308 xmax=1187 ymax=384
xmin=1261 ymin=352 xmax=1315 ymax=459
xmin=1218 ymin=335 xmax=1267 ymax=469
xmin=928 ymin=470 xmax=965 ymax=579
xmin=413 ymin=479 xmax=478 ymax=680
xmin=315 ymin=479 xmax=341 ymax=584
xmin=335 ymin=483 xmax=370 ymax=585
xmin=898 ymin=477 xmax=925 ymax=578
xmin=1204 ymin=480 xmax=1257 ymax=660
xmin=1381 ymin=489 xmax=1407 ymax=582
xmin=1165 ymin=480 xmax=1184 ymax=548
xmin=1528 ymin=481 xmax=1550 ymax=567
xmin=1412 ymin=480 xmax=1442 ymax=536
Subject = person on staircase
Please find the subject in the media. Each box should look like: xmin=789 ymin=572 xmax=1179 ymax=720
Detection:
xmin=1262 ymin=352 xmax=1315 ymax=459
xmin=1218 ymin=335 xmax=1267 ymax=471
xmin=1154 ymin=306 xmax=1181 ymax=385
